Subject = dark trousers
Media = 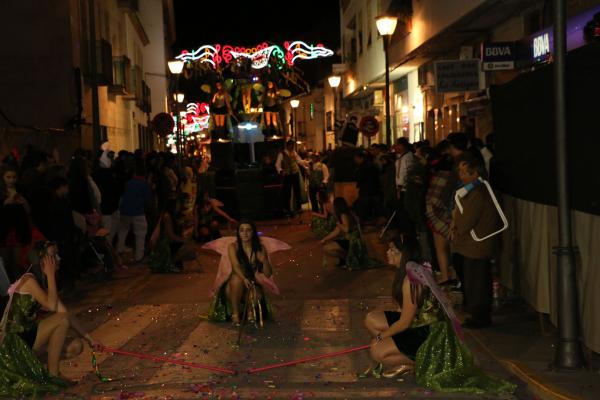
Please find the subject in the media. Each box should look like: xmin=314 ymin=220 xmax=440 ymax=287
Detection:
xmin=453 ymin=253 xmax=493 ymax=324
xmin=309 ymin=185 xmax=322 ymax=212
xmin=394 ymin=193 xmax=415 ymax=237
xmin=282 ymin=172 xmax=301 ymax=213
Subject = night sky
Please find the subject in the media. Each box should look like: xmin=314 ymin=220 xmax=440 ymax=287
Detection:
xmin=173 ymin=0 xmax=341 ymax=88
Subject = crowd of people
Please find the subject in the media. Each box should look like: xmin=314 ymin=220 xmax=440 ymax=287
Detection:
xmin=0 ymin=129 xmax=511 ymax=397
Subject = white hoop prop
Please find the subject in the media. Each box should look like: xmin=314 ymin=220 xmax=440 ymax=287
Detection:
xmin=455 ymin=178 xmax=508 ymax=242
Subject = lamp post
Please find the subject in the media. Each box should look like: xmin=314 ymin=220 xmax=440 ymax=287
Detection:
xmin=175 ymin=92 xmax=185 ymax=157
xmin=168 ymin=60 xmax=184 ymax=165
xmin=376 ymin=15 xmax=398 ymax=146
xmin=290 ymin=99 xmax=300 ymax=150
xmin=328 ymin=75 xmax=341 ymax=149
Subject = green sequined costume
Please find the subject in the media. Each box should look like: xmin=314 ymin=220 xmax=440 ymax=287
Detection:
xmin=0 ymin=293 xmax=68 ymax=398
xmin=310 ymin=214 xmax=336 ymax=240
xmin=344 ymin=226 xmax=379 ymax=271
xmin=207 ymin=284 xmax=274 ymax=322
xmin=207 ymin=255 xmax=274 ymax=322
xmin=147 ymin=223 xmax=173 ymax=273
xmin=397 ymin=295 xmax=515 ymax=394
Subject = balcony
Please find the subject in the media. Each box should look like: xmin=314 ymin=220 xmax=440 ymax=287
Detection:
xmin=94 ymin=39 xmax=113 ymax=86
xmin=109 ymin=56 xmax=131 ymax=95
xmin=140 ymin=81 xmax=152 ymax=113
xmin=128 ymin=65 xmax=143 ymax=101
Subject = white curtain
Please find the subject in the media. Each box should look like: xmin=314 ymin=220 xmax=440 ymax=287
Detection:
xmin=498 ymin=193 xmax=600 ymax=353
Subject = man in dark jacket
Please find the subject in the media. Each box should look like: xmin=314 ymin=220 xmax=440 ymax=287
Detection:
xmin=353 ymin=150 xmax=382 ymax=222
xmin=451 ymin=153 xmax=500 ymax=329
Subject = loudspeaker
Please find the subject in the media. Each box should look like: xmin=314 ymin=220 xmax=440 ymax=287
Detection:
xmin=254 ymin=139 xmax=284 ymax=164
xmin=235 ymin=169 xmax=264 ymax=219
xmin=210 ymin=142 xmax=234 ymax=171
xmin=234 ymin=143 xmax=251 ymax=165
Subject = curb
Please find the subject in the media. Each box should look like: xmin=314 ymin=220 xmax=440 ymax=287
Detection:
xmin=467 ymin=331 xmax=581 ymax=400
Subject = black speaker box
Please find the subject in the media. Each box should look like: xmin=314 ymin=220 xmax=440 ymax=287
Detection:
xmin=254 ymin=139 xmax=284 ymax=164
xmin=234 ymin=143 xmax=251 ymax=165
xmin=210 ymin=142 xmax=234 ymax=171
xmin=235 ymin=169 xmax=264 ymax=219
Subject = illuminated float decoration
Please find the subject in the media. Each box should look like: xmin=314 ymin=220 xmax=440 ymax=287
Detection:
xmin=175 ymin=41 xmax=333 ymax=70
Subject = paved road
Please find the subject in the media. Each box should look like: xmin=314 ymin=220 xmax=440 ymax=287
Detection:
xmin=54 ymin=217 xmax=532 ymax=399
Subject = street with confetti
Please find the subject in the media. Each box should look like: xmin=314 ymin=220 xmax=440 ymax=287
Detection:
xmin=52 ymin=217 xmax=531 ymax=400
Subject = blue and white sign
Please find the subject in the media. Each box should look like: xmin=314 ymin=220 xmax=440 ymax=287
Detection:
xmin=529 ymin=5 xmax=600 ymax=63
xmin=481 ymin=42 xmax=516 ymax=70
xmin=532 ymin=33 xmax=552 ymax=62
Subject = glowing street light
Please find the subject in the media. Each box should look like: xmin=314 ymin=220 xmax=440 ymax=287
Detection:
xmin=327 ymin=75 xmax=341 ymax=88
xmin=176 ymin=93 xmax=185 ymax=103
xmin=290 ymin=99 xmax=300 ymax=150
xmin=168 ymin=60 xmax=184 ymax=74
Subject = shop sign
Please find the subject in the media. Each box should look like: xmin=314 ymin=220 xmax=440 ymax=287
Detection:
xmin=529 ymin=5 xmax=600 ymax=63
xmin=532 ymin=33 xmax=552 ymax=62
xmin=434 ymin=59 xmax=481 ymax=93
xmin=481 ymin=42 xmax=515 ymax=70
xmin=359 ymin=116 xmax=379 ymax=138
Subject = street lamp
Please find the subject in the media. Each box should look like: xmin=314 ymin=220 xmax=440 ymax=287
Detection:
xmin=290 ymin=99 xmax=300 ymax=150
xmin=175 ymin=93 xmax=185 ymax=103
xmin=328 ymin=75 xmax=341 ymax=149
xmin=376 ymin=15 xmax=398 ymax=146
xmin=168 ymin=60 xmax=184 ymax=164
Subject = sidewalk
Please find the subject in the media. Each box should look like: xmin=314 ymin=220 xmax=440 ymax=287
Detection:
xmin=461 ymin=298 xmax=599 ymax=400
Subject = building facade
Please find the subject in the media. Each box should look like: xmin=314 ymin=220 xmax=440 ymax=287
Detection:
xmin=338 ymin=0 xmax=600 ymax=145
xmin=0 ymin=0 xmax=176 ymax=157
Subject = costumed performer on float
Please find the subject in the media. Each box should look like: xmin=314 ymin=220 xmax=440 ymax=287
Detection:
xmin=203 ymin=220 xmax=290 ymax=326
xmin=261 ymin=81 xmax=280 ymax=137
xmin=363 ymin=236 xmax=515 ymax=394
xmin=0 ymin=241 xmax=103 ymax=397
xmin=211 ymin=81 xmax=234 ymax=140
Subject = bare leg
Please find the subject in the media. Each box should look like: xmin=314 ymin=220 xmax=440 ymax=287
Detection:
xmin=226 ymin=275 xmax=246 ymax=322
xmin=433 ymin=232 xmax=451 ymax=281
xmin=364 ymin=311 xmax=390 ymax=336
xmin=370 ymin=337 xmax=414 ymax=368
xmin=33 ymin=312 xmax=70 ymax=376
xmin=271 ymin=113 xmax=278 ymax=129
xmin=322 ymin=241 xmax=346 ymax=267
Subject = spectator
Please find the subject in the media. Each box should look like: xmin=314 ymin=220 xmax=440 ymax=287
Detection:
xmin=92 ymin=149 xmax=121 ymax=244
xmin=308 ymin=153 xmax=329 ymax=213
xmin=394 ymin=137 xmax=416 ymax=236
xmin=353 ymin=150 xmax=382 ymax=222
xmin=116 ymin=164 xmax=152 ymax=263
xmin=481 ymin=134 xmax=494 ymax=176
xmin=275 ymin=140 xmax=308 ymax=216
xmin=68 ymin=156 xmax=101 ymax=233
xmin=0 ymin=165 xmax=32 ymax=279
xmin=340 ymin=115 xmax=359 ymax=147
xmin=46 ymin=176 xmax=79 ymax=282
xmin=451 ymin=153 xmax=499 ymax=329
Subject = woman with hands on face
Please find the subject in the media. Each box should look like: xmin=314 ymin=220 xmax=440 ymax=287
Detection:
xmin=0 ymin=241 xmax=103 ymax=396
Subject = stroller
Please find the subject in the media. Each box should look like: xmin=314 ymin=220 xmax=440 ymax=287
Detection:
xmin=76 ymin=212 xmax=120 ymax=280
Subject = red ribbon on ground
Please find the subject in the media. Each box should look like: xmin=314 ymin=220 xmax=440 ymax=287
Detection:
xmin=101 ymin=346 xmax=236 ymax=375
xmin=247 ymin=344 xmax=371 ymax=374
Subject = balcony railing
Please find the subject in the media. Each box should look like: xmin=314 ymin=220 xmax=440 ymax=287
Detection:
xmin=95 ymin=39 xmax=113 ymax=86
xmin=109 ymin=56 xmax=131 ymax=95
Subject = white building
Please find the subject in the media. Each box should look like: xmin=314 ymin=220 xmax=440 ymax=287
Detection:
xmin=0 ymin=0 xmax=176 ymax=157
